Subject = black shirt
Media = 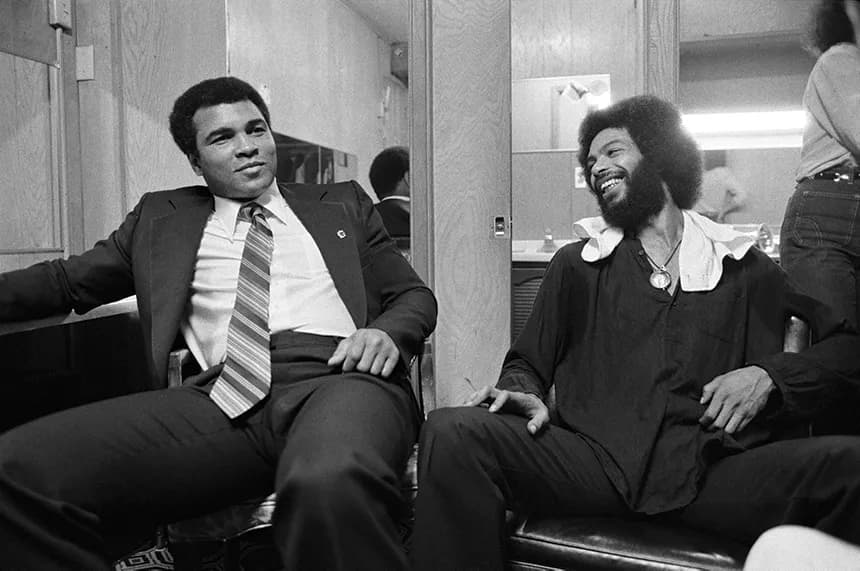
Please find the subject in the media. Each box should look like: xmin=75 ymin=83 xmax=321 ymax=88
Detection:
xmin=498 ymin=238 xmax=860 ymax=514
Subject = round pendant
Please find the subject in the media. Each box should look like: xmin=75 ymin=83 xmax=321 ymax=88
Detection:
xmin=649 ymin=269 xmax=671 ymax=289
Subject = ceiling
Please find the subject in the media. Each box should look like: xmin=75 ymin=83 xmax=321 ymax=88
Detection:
xmin=341 ymin=0 xmax=409 ymax=44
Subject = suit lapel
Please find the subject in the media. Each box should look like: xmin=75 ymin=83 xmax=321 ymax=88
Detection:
xmin=149 ymin=190 xmax=212 ymax=369
xmin=281 ymin=184 xmax=367 ymax=327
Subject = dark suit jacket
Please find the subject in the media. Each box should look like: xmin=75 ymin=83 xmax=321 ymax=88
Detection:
xmin=0 ymin=182 xmax=436 ymax=389
xmin=375 ymin=198 xmax=410 ymax=239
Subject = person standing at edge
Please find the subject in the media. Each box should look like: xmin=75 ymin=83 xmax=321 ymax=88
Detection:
xmin=781 ymin=0 xmax=860 ymax=332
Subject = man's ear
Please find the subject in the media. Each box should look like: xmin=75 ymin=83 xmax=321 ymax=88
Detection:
xmin=188 ymin=153 xmax=203 ymax=176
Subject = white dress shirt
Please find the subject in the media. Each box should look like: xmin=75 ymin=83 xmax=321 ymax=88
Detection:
xmin=181 ymin=182 xmax=356 ymax=369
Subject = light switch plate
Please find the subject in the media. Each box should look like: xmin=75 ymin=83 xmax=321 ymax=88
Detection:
xmin=76 ymin=45 xmax=94 ymax=81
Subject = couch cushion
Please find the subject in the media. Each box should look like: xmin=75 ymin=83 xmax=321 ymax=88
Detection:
xmin=507 ymin=515 xmax=748 ymax=570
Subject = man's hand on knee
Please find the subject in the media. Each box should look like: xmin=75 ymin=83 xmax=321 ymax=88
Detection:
xmin=328 ymin=328 xmax=400 ymax=377
xmin=462 ymin=386 xmax=550 ymax=436
xmin=699 ymin=365 xmax=775 ymax=434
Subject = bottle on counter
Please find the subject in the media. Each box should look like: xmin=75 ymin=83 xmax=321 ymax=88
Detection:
xmin=539 ymin=227 xmax=557 ymax=253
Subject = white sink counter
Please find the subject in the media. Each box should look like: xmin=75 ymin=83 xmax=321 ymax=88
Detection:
xmin=512 ymin=239 xmax=576 ymax=262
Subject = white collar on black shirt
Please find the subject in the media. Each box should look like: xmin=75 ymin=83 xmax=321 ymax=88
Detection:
xmin=572 ymin=210 xmax=757 ymax=292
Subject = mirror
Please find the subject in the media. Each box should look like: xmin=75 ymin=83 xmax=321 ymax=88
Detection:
xmin=273 ymin=133 xmax=357 ymax=185
xmin=342 ymin=0 xmax=411 ymax=256
xmin=679 ymin=16 xmax=815 ymax=238
xmin=510 ymin=0 xmax=816 ymax=257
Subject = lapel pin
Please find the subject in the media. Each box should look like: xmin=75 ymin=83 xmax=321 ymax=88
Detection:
xmin=337 ymin=229 xmax=347 ymax=239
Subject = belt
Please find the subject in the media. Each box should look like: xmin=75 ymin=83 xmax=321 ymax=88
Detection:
xmin=812 ymin=166 xmax=860 ymax=182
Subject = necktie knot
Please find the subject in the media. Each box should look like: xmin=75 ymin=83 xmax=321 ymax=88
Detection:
xmin=240 ymin=202 xmax=272 ymax=238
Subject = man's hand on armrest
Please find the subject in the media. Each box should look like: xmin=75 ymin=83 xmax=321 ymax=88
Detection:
xmin=462 ymin=386 xmax=549 ymax=436
xmin=699 ymin=365 xmax=776 ymax=434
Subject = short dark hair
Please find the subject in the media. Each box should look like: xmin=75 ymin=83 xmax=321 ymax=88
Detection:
xmin=807 ymin=0 xmax=855 ymax=55
xmin=169 ymin=76 xmax=271 ymax=158
xmin=577 ymin=95 xmax=702 ymax=210
xmin=369 ymin=146 xmax=409 ymax=198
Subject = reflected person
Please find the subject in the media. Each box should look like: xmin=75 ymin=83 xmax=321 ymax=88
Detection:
xmin=370 ymin=146 xmax=410 ymax=246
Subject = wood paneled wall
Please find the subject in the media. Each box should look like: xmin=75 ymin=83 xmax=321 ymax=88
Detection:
xmin=681 ymin=0 xmax=814 ymax=42
xmin=76 ymin=0 xmax=227 ymax=248
xmin=0 ymin=52 xmax=61 ymax=271
xmin=511 ymin=0 xmax=644 ymax=100
xmin=413 ymin=0 xmax=511 ymax=408
xmin=644 ymin=0 xmax=679 ymax=102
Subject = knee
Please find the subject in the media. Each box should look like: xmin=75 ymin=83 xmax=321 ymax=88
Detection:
xmin=421 ymin=406 xmax=489 ymax=450
xmin=0 ymin=428 xmax=53 ymax=496
xmin=277 ymin=453 xmax=384 ymax=516
xmin=815 ymin=437 xmax=860 ymax=473
xmin=745 ymin=525 xmax=815 ymax=570
xmin=800 ymin=437 xmax=860 ymax=492
xmin=418 ymin=406 xmax=498 ymax=476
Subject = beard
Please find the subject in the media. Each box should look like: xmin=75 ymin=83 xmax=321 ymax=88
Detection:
xmin=597 ymin=159 xmax=666 ymax=232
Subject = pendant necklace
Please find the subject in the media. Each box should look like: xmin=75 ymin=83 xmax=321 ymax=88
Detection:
xmin=642 ymin=238 xmax=682 ymax=290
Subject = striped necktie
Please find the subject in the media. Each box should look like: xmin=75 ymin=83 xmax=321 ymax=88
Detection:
xmin=210 ymin=202 xmax=274 ymax=418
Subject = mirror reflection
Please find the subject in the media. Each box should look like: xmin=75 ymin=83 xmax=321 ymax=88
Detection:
xmin=343 ymin=0 xmax=411 ymax=256
xmin=511 ymin=0 xmax=816 ymax=263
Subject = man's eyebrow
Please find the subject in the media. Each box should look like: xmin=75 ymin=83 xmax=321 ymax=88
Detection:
xmin=586 ymin=137 xmax=628 ymax=163
xmin=600 ymin=138 xmax=627 ymax=150
xmin=203 ymin=126 xmax=234 ymax=142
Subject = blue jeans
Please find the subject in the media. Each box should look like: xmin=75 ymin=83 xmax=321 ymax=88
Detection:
xmin=780 ymin=177 xmax=860 ymax=330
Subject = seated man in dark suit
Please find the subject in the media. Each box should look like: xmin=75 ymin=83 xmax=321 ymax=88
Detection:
xmin=0 ymin=76 xmax=436 ymax=570
xmin=370 ymin=146 xmax=410 ymax=246
xmin=411 ymin=95 xmax=860 ymax=570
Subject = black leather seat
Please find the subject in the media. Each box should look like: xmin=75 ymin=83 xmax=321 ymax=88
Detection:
xmin=507 ymin=515 xmax=747 ymax=570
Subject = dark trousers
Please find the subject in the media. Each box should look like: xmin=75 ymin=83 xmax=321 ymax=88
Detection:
xmin=411 ymin=406 xmax=860 ymax=571
xmin=780 ymin=178 xmax=860 ymax=331
xmin=0 ymin=332 xmax=418 ymax=570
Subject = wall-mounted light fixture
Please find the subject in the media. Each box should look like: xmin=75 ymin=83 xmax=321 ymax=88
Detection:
xmin=681 ymin=110 xmax=806 ymax=150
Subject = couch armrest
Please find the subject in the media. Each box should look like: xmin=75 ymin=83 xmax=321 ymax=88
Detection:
xmin=783 ymin=316 xmax=810 ymax=354
xmin=167 ymin=348 xmax=192 ymax=388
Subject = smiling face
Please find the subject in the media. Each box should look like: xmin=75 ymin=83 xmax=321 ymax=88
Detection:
xmin=586 ymin=127 xmax=642 ymax=206
xmin=586 ymin=127 xmax=666 ymax=231
xmin=188 ymin=100 xmax=277 ymax=201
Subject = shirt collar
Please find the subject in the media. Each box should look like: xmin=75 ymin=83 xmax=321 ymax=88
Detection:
xmin=380 ymin=195 xmax=410 ymax=203
xmin=572 ymin=210 xmax=757 ymax=292
xmin=212 ymin=180 xmax=289 ymax=232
